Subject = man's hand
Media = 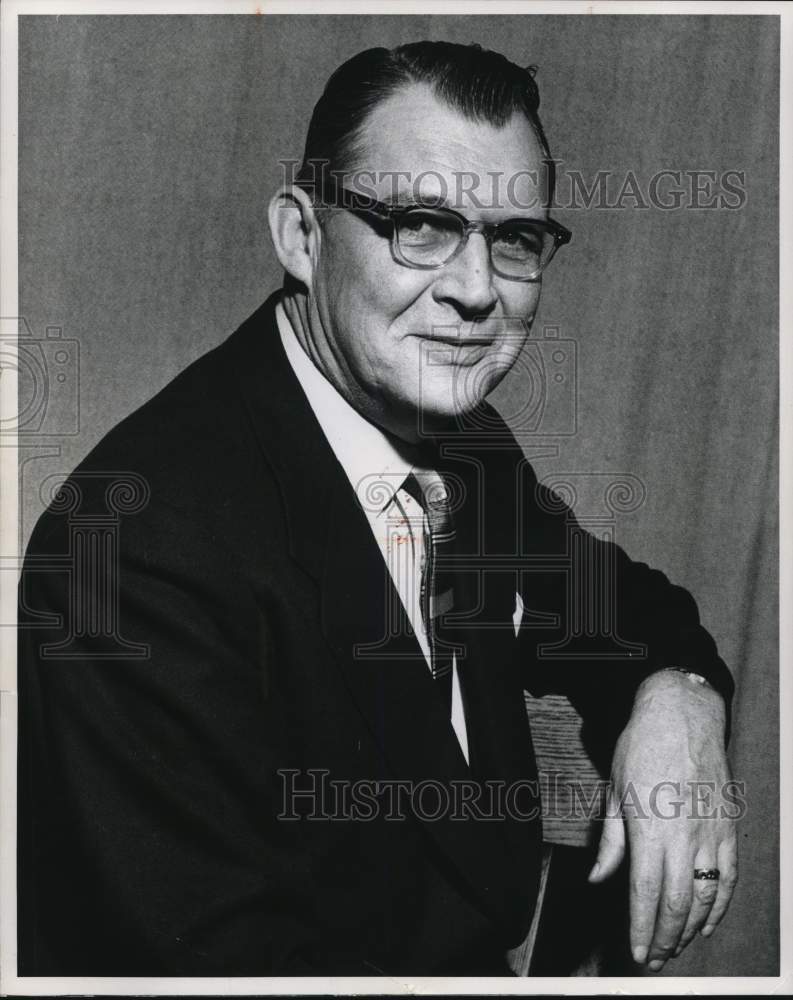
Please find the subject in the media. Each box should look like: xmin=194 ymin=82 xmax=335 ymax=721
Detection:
xmin=587 ymin=669 xmax=738 ymax=972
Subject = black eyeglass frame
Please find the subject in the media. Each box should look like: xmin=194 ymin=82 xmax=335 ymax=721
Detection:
xmin=309 ymin=182 xmax=572 ymax=282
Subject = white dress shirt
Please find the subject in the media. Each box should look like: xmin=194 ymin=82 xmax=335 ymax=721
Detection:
xmin=276 ymin=302 xmax=470 ymax=763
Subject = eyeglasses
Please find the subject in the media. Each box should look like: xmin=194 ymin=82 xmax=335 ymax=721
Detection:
xmin=312 ymin=183 xmax=571 ymax=282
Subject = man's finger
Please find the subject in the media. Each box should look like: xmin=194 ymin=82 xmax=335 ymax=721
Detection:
xmin=673 ymin=846 xmax=720 ymax=956
xmin=588 ymin=807 xmax=625 ymax=882
xmin=700 ymin=832 xmax=738 ymax=937
xmin=628 ymin=847 xmax=664 ymax=966
xmin=645 ymin=851 xmax=694 ymax=970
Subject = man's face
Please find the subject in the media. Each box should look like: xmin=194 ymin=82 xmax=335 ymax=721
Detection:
xmin=304 ymin=83 xmax=549 ymax=440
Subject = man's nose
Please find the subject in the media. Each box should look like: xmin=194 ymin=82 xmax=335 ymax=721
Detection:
xmin=431 ymin=232 xmax=498 ymax=315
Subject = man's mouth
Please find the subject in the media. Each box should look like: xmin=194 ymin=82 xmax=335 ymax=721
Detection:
xmin=416 ymin=333 xmax=497 ymax=347
xmin=412 ymin=333 xmax=499 ymax=368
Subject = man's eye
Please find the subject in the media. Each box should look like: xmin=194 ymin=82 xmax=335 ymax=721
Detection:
xmin=398 ymin=211 xmax=458 ymax=245
xmin=402 ymin=217 xmax=433 ymax=234
xmin=495 ymin=227 xmax=544 ymax=259
xmin=401 ymin=212 xmax=441 ymax=235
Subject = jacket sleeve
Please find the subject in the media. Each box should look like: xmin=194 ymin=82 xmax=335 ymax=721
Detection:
xmin=517 ymin=475 xmax=734 ymax=765
xmin=17 ymin=488 xmax=363 ymax=976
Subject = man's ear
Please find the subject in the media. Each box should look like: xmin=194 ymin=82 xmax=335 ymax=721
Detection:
xmin=267 ymin=186 xmax=322 ymax=289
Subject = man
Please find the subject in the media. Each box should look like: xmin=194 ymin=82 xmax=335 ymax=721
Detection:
xmin=18 ymin=41 xmax=736 ymax=977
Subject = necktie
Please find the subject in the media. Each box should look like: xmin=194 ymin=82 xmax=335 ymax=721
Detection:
xmin=403 ymin=469 xmax=458 ymax=715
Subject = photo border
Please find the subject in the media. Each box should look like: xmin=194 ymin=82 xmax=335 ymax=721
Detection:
xmin=1 ymin=1 xmax=789 ymax=995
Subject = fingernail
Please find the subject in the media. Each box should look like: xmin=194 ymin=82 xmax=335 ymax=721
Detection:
xmin=588 ymin=862 xmax=601 ymax=881
xmin=633 ymin=946 xmax=648 ymax=964
xmin=701 ymin=925 xmax=714 ymax=937
xmin=648 ymin=959 xmax=664 ymax=972
xmin=673 ymin=946 xmax=683 ymax=957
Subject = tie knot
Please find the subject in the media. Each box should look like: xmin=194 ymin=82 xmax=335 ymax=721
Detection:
xmin=403 ymin=470 xmax=454 ymax=539
xmin=403 ymin=469 xmax=449 ymax=509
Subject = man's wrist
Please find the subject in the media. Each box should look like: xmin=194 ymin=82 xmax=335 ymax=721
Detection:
xmin=635 ymin=666 xmax=726 ymax=719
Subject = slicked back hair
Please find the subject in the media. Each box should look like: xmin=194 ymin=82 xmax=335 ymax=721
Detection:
xmin=295 ymin=40 xmax=556 ymax=204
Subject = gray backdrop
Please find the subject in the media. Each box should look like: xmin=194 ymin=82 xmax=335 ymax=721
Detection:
xmin=17 ymin=14 xmax=778 ymax=977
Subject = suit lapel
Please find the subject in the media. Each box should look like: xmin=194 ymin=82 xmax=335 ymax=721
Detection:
xmin=223 ymin=295 xmax=538 ymax=928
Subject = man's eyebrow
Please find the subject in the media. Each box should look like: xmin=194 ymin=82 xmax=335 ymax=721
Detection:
xmin=382 ymin=191 xmax=451 ymax=209
xmin=378 ymin=192 xmax=547 ymax=221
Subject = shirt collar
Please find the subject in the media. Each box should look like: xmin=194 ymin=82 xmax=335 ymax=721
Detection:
xmin=276 ymin=300 xmax=419 ymax=514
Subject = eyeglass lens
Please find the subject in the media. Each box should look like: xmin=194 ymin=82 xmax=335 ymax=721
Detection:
xmin=395 ymin=208 xmax=552 ymax=278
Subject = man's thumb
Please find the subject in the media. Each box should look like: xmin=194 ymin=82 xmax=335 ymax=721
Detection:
xmin=588 ymin=812 xmax=625 ymax=882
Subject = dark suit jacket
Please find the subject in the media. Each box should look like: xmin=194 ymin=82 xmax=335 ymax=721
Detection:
xmin=17 ymin=293 xmax=733 ymax=976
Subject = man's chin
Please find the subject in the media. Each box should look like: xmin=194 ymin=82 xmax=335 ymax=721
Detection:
xmin=408 ymin=396 xmax=488 ymax=438
xmin=376 ymin=377 xmax=493 ymax=443
xmin=415 ymin=370 xmax=501 ymax=420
